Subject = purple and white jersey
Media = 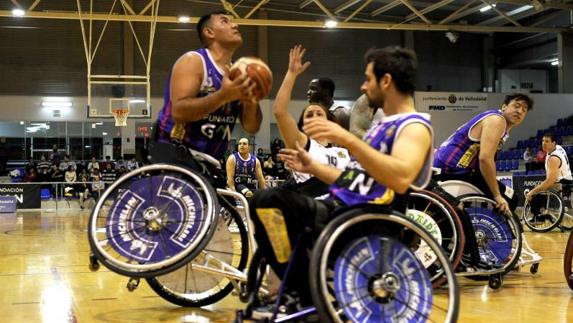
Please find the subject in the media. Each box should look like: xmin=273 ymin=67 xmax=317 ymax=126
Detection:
xmin=434 ymin=109 xmax=508 ymax=175
xmin=233 ymin=152 xmax=257 ymax=189
xmin=156 ymin=48 xmax=241 ymax=160
xmin=330 ymin=113 xmax=433 ymax=206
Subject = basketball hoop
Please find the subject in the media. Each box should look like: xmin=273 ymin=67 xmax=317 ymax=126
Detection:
xmin=112 ymin=109 xmax=129 ymax=127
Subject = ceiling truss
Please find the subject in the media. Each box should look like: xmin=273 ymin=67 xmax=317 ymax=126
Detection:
xmin=1 ymin=0 xmax=572 ymax=34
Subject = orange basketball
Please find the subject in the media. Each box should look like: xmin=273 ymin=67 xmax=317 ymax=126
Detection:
xmin=229 ymin=57 xmax=273 ymax=101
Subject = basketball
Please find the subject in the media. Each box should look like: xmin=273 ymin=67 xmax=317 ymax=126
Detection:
xmin=229 ymin=57 xmax=273 ymax=101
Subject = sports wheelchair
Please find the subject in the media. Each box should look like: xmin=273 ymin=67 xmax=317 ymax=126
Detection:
xmin=522 ymin=182 xmax=573 ymax=233
xmin=87 ymin=149 xmax=257 ymax=306
xmin=237 ymin=203 xmax=460 ymax=323
xmin=407 ymin=177 xmax=541 ymax=289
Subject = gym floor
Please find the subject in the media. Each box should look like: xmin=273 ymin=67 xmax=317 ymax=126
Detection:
xmin=0 ymin=210 xmax=571 ymax=322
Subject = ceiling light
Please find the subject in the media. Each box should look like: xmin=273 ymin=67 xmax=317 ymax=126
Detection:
xmin=480 ymin=4 xmax=496 ymax=13
xmin=11 ymin=8 xmax=25 ymax=17
xmin=19 ymin=121 xmax=24 ymax=125
xmin=445 ymin=31 xmax=459 ymax=43
xmin=551 ymin=59 xmax=559 ymax=66
xmin=324 ymin=20 xmax=338 ymax=28
xmin=42 ymin=101 xmax=72 ymax=109
xmin=178 ymin=16 xmax=190 ymax=23
xmin=129 ymin=99 xmax=146 ymax=104
xmin=102 ymin=132 xmax=108 ymax=136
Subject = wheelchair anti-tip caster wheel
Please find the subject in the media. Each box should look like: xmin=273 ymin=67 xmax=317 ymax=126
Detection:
xmin=530 ymin=263 xmax=539 ymax=274
xmin=239 ymin=284 xmax=249 ymax=303
xmin=489 ymin=274 xmax=503 ymax=290
xmin=88 ymin=255 xmax=100 ymax=272
xmin=126 ymin=277 xmax=140 ymax=292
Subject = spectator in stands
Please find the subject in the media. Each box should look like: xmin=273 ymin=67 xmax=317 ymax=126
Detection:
xmin=126 ymin=157 xmax=139 ymax=171
xmin=523 ymin=147 xmax=533 ymax=174
xmin=91 ymin=168 xmax=105 ymax=200
xmin=101 ymin=162 xmax=117 ymax=186
xmin=263 ymin=156 xmax=275 ymax=178
xmin=87 ymin=156 xmax=100 ymax=174
xmin=25 ymin=158 xmax=36 ymax=174
xmin=59 ymin=155 xmax=75 ymax=172
xmin=270 ymin=138 xmax=284 ymax=158
xmin=24 ymin=168 xmax=37 ymax=182
xmin=100 ymin=156 xmax=114 ymax=170
xmin=257 ymin=148 xmax=265 ymax=163
xmin=64 ymin=165 xmax=77 ymax=197
xmin=78 ymin=169 xmax=92 ymax=210
xmin=115 ymin=158 xmax=126 ymax=172
xmin=37 ymin=155 xmax=51 ymax=181
xmin=49 ymin=144 xmax=60 ymax=166
xmin=534 ymin=148 xmax=546 ymax=170
xmin=49 ymin=165 xmax=64 ymax=197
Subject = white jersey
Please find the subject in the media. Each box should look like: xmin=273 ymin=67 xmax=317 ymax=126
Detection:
xmin=292 ymin=139 xmax=350 ymax=183
xmin=545 ymin=145 xmax=573 ymax=182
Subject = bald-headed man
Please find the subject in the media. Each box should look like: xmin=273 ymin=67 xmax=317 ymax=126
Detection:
xmin=226 ymin=138 xmax=266 ymax=197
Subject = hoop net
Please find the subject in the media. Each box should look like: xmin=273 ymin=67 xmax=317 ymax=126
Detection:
xmin=112 ymin=109 xmax=129 ymax=127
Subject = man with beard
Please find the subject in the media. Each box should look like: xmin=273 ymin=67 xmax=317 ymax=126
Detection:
xmin=247 ymin=46 xmax=433 ymax=317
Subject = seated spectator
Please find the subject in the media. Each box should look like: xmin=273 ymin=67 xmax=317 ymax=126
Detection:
xmin=263 ymin=156 xmax=275 ymax=177
xmin=126 ymin=157 xmax=139 ymax=171
xmin=534 ymin=148 xmax=546 ymax=171
xmin=64 ymin=165 xmax=77 ymax=197
xmin=78 ymin=169 xmax=92 ymax=209
xmin=37 ymin=155 xmax=51 ymax=181
xmin=24 ymin=168 xmax=37 ymax=182
xmin=115 ymin=158 xmax=126 ymax=172
xmin=87 ymin=156 xmax=100 ymax=174
xmin=101 ymin=163 xmax=117 ymax=186
xmin=59 ymin=155 xmax=75 ymax=172
xmin=25 ymin=158 xmax=36 ymax=173
xmin=91 ymin=169 xmax=105 ymax=200
xmin=100 ymin=156 xmax=114 ymax=170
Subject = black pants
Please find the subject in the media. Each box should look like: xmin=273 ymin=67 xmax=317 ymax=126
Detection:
xmin=436 ymin=172 xmax=519 ymax=212
xmin=249 ymin=188 xmax=337 ymax=306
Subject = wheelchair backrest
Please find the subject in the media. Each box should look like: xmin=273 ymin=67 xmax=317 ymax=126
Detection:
xmin=438 ymin=180 xmax=484 ymax=198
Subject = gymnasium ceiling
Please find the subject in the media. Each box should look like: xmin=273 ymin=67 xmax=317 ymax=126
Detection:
xmin=0 ymin=0 xmax=571 ymax=33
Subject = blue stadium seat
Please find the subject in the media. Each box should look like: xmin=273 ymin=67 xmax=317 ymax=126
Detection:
xmin=512 ymin=159 xmax=519 ymax=170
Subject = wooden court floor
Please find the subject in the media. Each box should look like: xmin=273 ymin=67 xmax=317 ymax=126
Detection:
xmin=0 ymin=210 xmax=572 ymax=323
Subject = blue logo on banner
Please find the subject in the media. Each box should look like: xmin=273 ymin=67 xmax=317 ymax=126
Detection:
xmin=0 ymin=196 xmax=17 ymax=213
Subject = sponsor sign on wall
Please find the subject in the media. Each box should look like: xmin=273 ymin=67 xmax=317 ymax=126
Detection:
xmin=0 ymin=196 xmax=16 ymax=213
xmin=512 ymin=175 xmax=545 ymax=206
xmin=415 ymin=92 xmax=488 ymax=112
xmin=0 ymin=184 xmax=41 ymax=209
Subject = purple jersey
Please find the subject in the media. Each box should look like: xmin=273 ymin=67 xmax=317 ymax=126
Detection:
xmin=233 ymin=152 xmax=257 ymax=189
xmin=330 ymin=113 xmax=433 ymax=206
xmin=156 ymin=48 xmax=241 ymax=160
xmin=434 ymin=109 xmax=508 ymax=175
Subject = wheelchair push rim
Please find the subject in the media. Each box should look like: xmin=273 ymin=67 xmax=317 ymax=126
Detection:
xmin=88 ymin=164 xmax=218 ymax=277
xmin=311 ymin=211 xmax=459 ymax=323
xmin=522 ymin=190 xmax=564 ymax=233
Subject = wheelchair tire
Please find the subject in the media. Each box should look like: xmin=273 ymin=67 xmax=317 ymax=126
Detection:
xmin=88 ymin=164 xmax=219 ymax=278
xmin=459 ymin=195 xmax=522 ymax=277
xmin=408 ymin=190 xmax=466 ymax=282
xmin=563 ymin=231 xmax=573 ymax=290
xmin=146 ymin=200 xmax=249 ymax=307
xmin=309 ymin=205 xmax=459 ymax=323
xmin=522 ymin=190 xmax=564 ymax=233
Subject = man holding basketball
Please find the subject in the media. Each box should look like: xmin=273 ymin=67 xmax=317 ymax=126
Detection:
xmin=152 ymin=11 xmax=262 ymax=172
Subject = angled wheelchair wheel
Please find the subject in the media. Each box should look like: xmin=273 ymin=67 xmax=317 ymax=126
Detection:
xmin=563 ymin=231 xmax=573 ymax=290
xmin=88 ymin=164 xmax=218 ymax=278
xmin=309 ymin=206 xmax=459 ymax=323
xmin=146 ymin=199 xmax=249 ymax=307
xmin=459 ymin=195 xmax=522 ymax=275
xmin=408 ymin=190 xmax=466 ymax=282
xmin=522 ymin=190 xmax=564 ymax=233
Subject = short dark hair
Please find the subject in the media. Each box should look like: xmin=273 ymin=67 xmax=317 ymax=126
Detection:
xmin=297 ymin=104 xmax=338 ymax=131
xmin=316 ymin=78 xmax=335 ymax=98
xmin=503 ymin=93 xmax=534 ymax=111
xmin=543 ymin=132 xmax=557 ymax=143
xmin=364 ymin=46 xmax=418 ymax=95
xmin=197 ymin=10 xmax=227 ymax=46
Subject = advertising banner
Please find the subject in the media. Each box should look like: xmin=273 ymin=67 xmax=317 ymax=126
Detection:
xmin=0 ymin=184 xmax=41 ymax=209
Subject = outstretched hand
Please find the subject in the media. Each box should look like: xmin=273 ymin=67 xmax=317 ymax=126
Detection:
xmin=288 ymin=45 xmax=311 ymax=76
xmin=277 ymin=141 xmax=314 ymax=174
